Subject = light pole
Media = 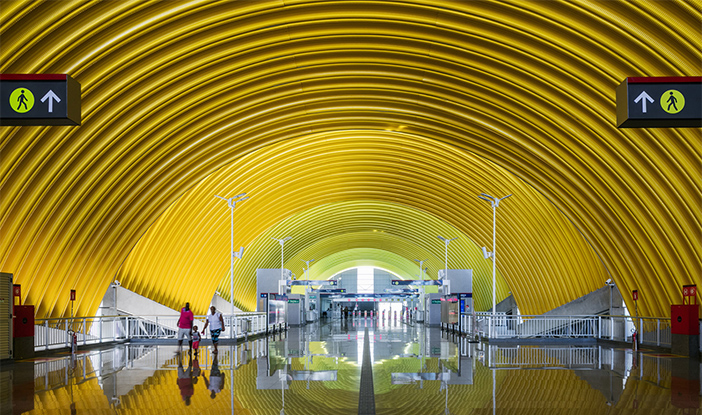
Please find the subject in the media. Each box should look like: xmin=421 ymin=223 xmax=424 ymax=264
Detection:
xmin=215 ymin=193 xmax=249 ymax=320
xmin=436 ymin=236 xmax=457 ymax=280
xmin=273 ymin=237 xmax=292 ymax=282
xmin=301 ymin=259 xmax=315 ymax=281
xmin=478 ymin=193 xmax=512 ymax=318
xmin=414 ymin=259 xmax=428 ymax=320
xmin=301 ymin=259 xmax=315 ymax=314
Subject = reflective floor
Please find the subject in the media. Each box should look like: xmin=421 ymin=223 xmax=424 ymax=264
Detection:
xmin=2 ymin=318 xmax=700 ymax=414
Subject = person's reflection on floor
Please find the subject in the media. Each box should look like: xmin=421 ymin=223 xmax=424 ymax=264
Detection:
xmin=203 ymin=355 xmax=225 ymax=399
xmin=177 ymin=351 xmax=194 ymax=406
xmin=192 ymin=356 xmax=201 ymax=385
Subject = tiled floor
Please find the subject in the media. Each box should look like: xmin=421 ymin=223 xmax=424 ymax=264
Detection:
xmin=2 ymin=318 xmax=700 ymax=414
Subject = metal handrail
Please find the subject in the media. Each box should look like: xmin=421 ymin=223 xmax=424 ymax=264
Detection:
xmin=33 ymin=312 xmax=269 ymax=351
xmin=460 ymin=313 xmax=677 ymax=348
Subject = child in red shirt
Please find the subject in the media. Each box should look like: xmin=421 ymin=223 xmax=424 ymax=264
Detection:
xmin=192 ymin=325 xmax=201 ymax=356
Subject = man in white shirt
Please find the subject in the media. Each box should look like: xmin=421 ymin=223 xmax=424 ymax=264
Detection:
xmin=201 ymin=306 xmax=225 ymax=353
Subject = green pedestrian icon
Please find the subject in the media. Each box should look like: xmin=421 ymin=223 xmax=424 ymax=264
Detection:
xmin=661 ymin=89 xmax=685 ymax=114
xmin=9 ymin=88 xmax=34 ymax=113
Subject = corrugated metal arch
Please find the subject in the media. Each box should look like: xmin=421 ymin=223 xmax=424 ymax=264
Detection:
xmin=0 ymin=0 xmax=699 ymax=318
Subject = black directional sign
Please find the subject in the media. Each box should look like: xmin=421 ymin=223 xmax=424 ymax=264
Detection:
xmin=391 ymin=280 xmax=442 ymax=286
xmin=616 ymin=77 xmax=701 ymax=128
xmin=0 ymin=74 xmax=81 ymax=126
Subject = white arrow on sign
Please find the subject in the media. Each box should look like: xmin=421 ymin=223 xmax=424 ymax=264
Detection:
xmin=634 ymin=91 xmax=654 ymax=113
xmin=41 ymin=90 xmax=61 ymax=113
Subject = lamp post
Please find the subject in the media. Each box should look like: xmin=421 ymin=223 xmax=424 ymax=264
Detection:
xmin=436 ymin=236 xmax=457 ymax=281
xmin=215 ymin=193 xmax=249 ymax=320
xmin=301 ymin=259 xmax=315 ymax=316
xmin=414 ymin=259 xmax=428 ymax=320
xmin=301 ymin=259 xmax=315 ymax=281
xmin=273 ymin=237 xmax=292 ymax=282
xmin=478 ymin=193 xmax=512 ymax=319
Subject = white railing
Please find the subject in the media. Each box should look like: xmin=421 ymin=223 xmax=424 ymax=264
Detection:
xmin=460 ymin=313 xmax=674 ymax=348
xmin=35 ymin=316 xmax=130 ymax=351
xmin=34 ymin=312 xmax=268 ymax=351
xmin=487 ymin=345 xmax=599 ymax=368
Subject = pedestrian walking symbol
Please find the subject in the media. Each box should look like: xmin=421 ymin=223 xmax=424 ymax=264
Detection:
xmin=661 ymin=89 xmax=685 ymax=114
xmin=9 ymin=88 xmax=34 ymax=113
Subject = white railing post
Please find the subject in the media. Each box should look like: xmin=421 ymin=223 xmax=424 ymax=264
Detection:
xmin=45 ymin=320 xmax=49 ymax=351
xmin=65 ymin=319 xmax=69 ymax=348
xmin=83 ymin=318 xmax=87 ymax=345
xmin=640 ymin=318 xmax=645 ymax=344
xmin=657 ymin=318 xmax=660 ymax=346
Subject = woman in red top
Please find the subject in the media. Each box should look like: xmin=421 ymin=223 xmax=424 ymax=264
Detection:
xmin=177 ymin=302 xmax=194 ymax=349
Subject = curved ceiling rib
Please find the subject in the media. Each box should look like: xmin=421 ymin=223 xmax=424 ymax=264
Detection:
xmin=0 ymin=1 xmax=699 ymax=319
xmin=120 ymin=132 xmax=606 ymax=315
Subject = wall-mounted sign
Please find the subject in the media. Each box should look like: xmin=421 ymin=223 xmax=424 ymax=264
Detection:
xmin=431 ymin=299 xmax=442 ymax=305
xmin=0 ymin=74 xmax=81 ymax=125
xmin=616 ymin=77 xmax=701 ymax=127
xmin=288 ymin=299 xmax=300 ymax=304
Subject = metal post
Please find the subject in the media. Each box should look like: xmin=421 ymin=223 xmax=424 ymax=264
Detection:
xmin=444 ymin=241 xmax=448 ymax=281
xmin=216 ymin=193 xmax=248 ymax=330
xmin=492 ymin=201 xmax=496 ymax=320
xmin=230 ymin=200 xmax=234 ymax=320
xmin=657 ymin=318 xmax=660 ymax=346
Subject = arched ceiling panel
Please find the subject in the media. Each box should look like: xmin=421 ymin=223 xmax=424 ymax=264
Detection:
xmin=0 ymin=1 xmax=699 ymax=319
xmin=120 ymin=133 xmax=601 ymax=314
xmin=299 ymin=248 xmax=426 ymax=283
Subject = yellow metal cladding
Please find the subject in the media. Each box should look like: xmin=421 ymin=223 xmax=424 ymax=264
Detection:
xmin=0 ymin=1 xmax=699 ymax=318
xmin=118 ymin=133 xmax=599 ymax=315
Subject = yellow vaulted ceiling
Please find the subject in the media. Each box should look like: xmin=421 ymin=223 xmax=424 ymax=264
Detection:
xmin=0 ymin=0 xmax=700 ymax=318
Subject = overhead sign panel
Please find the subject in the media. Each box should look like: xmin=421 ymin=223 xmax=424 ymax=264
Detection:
xmin=392 ymin=280 xmax=442 ymax=286
xmin=0 ymin=74 xmax=81 ymax=126
xmin=616 ymin=77 xmax=701 ymax=128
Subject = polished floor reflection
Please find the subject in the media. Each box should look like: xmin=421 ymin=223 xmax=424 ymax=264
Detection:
xmin=3 ymin=318 xmax=700 ymax=414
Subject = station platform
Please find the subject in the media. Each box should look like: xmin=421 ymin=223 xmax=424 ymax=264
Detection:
xmin=3 ymin=319 xmax=699 ymax=414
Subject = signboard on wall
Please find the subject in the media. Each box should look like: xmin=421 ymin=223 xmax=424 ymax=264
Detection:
xmin=616 ymin=77 xmax=702 ymax=127
xmin=0 ymin=74 xmax=81 ymax=125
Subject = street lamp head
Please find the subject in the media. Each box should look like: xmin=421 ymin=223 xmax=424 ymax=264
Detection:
xmin=214 ymin=195 xmax=227 ymax=201
xmin=437 ymin=235 xmax=457 ymax=244
xmin=480 ymin=193 xmax=494 ymax=199
xmin=478 ymin=195 xmax=491 ymax=203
